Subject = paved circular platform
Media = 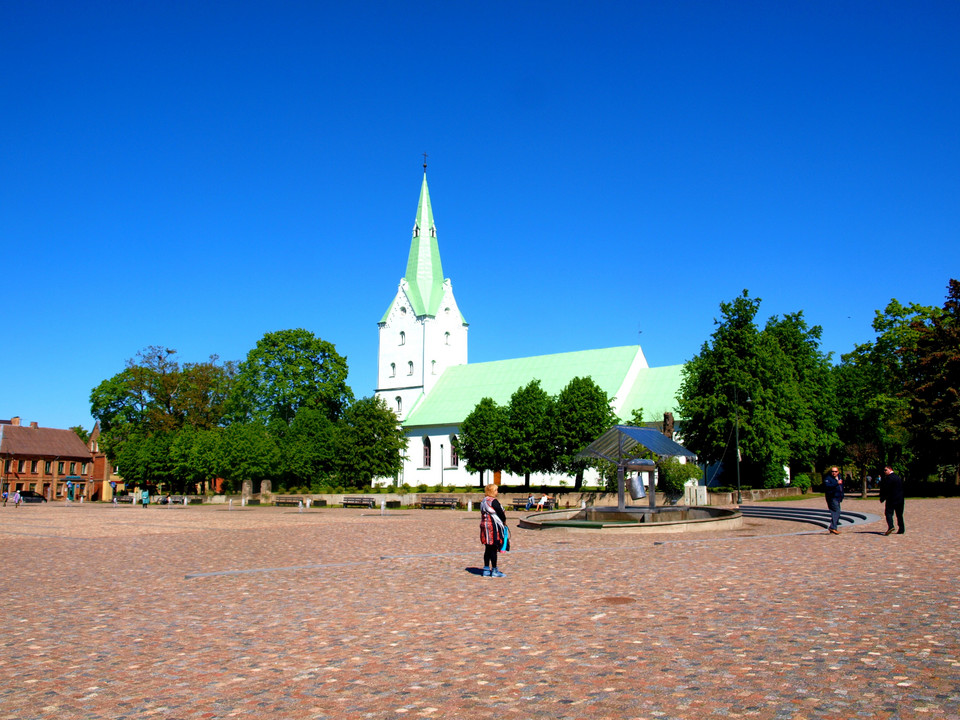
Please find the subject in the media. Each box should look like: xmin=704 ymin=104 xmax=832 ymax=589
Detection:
xmin=0 ymin=495 xmax=956 ymax=719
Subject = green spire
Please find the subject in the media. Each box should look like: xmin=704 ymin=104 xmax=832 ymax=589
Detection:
xmin=404 ymin=172 xmax=445 ymax=317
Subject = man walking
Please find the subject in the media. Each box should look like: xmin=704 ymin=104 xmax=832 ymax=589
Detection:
xmin=879 ymin=465 xmax=905 ymax=535
xmin=823 ymin=466 xmax=844 ymax=534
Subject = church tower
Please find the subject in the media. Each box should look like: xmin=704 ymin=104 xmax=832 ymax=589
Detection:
xmin=376 ymin=171 xmax=468 ymax=421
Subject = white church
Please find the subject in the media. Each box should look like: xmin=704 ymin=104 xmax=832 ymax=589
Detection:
xmin=375 ymin=172 xmax=685 ymax=488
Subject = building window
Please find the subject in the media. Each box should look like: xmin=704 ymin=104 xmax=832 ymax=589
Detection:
xmin=399 ymin=331 xmax=406 ymax=345
xmin=70 ymin=462 xmax=76 ymax=474
xmin=390 ymin=362 xmax=396 ymax=377
xmin=31 ymin=461 xmax=38 ymax=473
xmin=81 ymin=463 xmax=88 ymax=475
xmin=395 ymin=396 xmax=402 ymax=414
xmin=444 ymin=332 xmax=450 ymax=345
xmin=450 ymin=436 xmax=459 ymax=467
xmin=408 ymin=361 xmax=414 ymax=375
xmin=431 ymin=360 xmax=436 ymax=375
xmin=3 ymin=460 xmax=9 ymax=472
xmin=17 ymin=460 xmax=25 ymax=473
xmin=44 ymin=461 xmax=51 ymax=474
xmin=58 ymin=461 xmax=64 ymax=474
xmin=423 ymin=436 xmax=431 ymax=467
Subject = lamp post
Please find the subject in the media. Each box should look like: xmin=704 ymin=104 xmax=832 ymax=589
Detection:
xmin=440 ymin=443 xmax=444 ymax=488
xmin=733 ymin=400 xmax=743 ymax=505
xmin=733 ymin=389 xmax=751 ymax=506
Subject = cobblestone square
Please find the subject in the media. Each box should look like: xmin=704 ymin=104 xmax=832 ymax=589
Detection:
xmin=1 ymin=497 xmax=957 ymax=719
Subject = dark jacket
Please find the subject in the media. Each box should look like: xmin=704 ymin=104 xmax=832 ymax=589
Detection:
xmin=879 ymin=472 xmax=905 ymax=503
xmin=823 ymin=474 xmax=845 ymax=502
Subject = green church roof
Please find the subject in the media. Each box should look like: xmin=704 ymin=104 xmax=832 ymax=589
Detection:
xmin=403 ymin=345 xmax=684 ymax=427
xmin=403 ymin=173 xmax=445 ymax=317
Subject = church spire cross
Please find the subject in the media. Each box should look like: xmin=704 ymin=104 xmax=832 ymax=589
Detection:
xmin=422 ymin=152 xmax=428 ymax=172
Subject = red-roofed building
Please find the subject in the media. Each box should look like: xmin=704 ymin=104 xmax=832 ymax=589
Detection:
xmin=0 ymin=417 xmax=94 ymax=500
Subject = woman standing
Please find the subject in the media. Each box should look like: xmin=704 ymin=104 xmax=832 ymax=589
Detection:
xmin=479 ymin=484 xmax=509 ymax=577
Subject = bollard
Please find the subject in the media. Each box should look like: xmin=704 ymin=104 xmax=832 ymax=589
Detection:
xmin=467 ymin=500 xmax=472 ymax=512
xmin=229 ymin=498 xmax=233 ymax=510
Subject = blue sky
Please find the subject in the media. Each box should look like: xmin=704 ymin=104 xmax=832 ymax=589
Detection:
xmin=3 ymin=1 xmax=958 ymax=432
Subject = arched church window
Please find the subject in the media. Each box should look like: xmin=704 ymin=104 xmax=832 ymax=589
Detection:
xmin=423 ymin=436 xmax=431 ymax=467
xmin=408 ymin=361 xmax=414 ymax=375
xmin=395 ymin=397 xmax=402 ymax=413
xmin=444 ymin=332 xmax=450 ymax=345
xmin=449 ymin=435 xmax=459 ymax=467
xmin=400 ymin=307 xmax=407 ymax=315
xmin=390 ymin=363 xmax=396 ymax=377
xmin=399 ymin=331 xmax=405 ymax=345
xmin=431 ymin=360 xmax=436 ymax=374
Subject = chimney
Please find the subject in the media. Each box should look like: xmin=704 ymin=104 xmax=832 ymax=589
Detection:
xmin=11 ymin=416 xmax=21 ymax=426
xmin=30 ymin=421 xmax=39 ymax=429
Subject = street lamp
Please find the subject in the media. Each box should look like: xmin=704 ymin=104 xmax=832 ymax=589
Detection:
xmin=734 ymin=390 xmax=751 ymax=506
xmin=735 ymin=403 xmax=742 ymax=506
xmin=440 ymin=443 xmax=444 ymax=488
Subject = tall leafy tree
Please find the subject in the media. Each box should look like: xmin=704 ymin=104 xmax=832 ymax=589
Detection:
xmin=504 ymin=380 xmax=554 ymax=489
xmin=229 ymin=329 xmax=353 ymax=424
xmin=90 ymin=347 xmax=235 ymax=482
xmin=455 ymin=397 xmax=507 ymax=486
xmin=219 ymin=422 xmax=280 ymax=493
xmin=835 ymin=297 xmax=938 ymax=482
xmin=552 ymin=376 xmax=616 ymax=489
xmin=678 ymin=291 xmax=836 ymax=488
xmin=902 ymin=279 xmax=960 ymax=484
xmin=334 ymin=396 xmax=407 ymax=486
xmin=762 ymin=312 xmax=840 ymax=474
xmin=277 ymin=407 xmax=338 ymax=488
xmin=677 ymin=291 xmax=766 ymax=484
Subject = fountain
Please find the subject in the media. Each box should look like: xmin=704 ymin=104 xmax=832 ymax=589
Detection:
xmin=519 ymin=425 xmax=742 ymax=533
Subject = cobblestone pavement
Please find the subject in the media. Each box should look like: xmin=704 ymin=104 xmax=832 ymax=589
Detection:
xmin=1 ymin=496 xmax=957 ymax=719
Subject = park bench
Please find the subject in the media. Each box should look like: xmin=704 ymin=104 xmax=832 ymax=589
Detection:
xmin=274 ymin=495 xmax=304 ymax=506
xmin=419 ymin=495 xmax=460 ymax=509
xmin=342 ymin=496 xmax=376 ymax=508
xmin=116 ymin=495 xmax=134 ymax=504
xmin=511 ymin=496 xmax=556 ymax=511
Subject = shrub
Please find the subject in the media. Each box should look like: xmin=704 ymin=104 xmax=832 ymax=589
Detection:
xmin=791 ymin=474 xmax=812 ymax=493
xmin=658 ymin=458 xmax=703 ymax=495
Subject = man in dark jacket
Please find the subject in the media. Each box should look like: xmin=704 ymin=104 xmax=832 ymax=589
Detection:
xmin=823 ymin=466 xmax=844 ymax=534
xmin=879 ymin=465 xmax=905 ymax=535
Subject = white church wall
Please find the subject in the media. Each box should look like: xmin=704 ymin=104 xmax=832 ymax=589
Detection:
xmin=374 ymin=426 xmax=605 ymax=490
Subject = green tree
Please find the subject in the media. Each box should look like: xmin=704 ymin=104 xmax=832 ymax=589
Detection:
xmin=678 ymin=291 xmax=836 ymax=489
xmin=70 ymin=426 xmax=90 ymax=444
xmin=90 ymin=348 xmax=235 ymax=476
xmin=835 ymin=297 xmax=938 ymax=486
xmin=677 ymin=291 xmax=767 ymax=485
xmin=455 ymin=397 xmax=507 ymax=486
xmin=219 ymin=422 xmax=280 ymax=493
xmin=334 ymin=396 xmax=407 ymax=486
xmin=229 ymin=329 xmax=353 ymax=425
xmin=762 ymin=312 xmax=840 ymax=477
xmin=504 ymin=380 xmax=554 ymax=489
xmin=552 ymin=376 xmax=616 ymax=489
xmin=278 ymin=407 xmax=338 ymax=488
xmin=902 ymin=279 xmax=960 ymax=484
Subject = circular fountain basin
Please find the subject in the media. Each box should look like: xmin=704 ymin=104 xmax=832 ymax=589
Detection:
xmin=518 ymin=505 xmax=742 ymax=534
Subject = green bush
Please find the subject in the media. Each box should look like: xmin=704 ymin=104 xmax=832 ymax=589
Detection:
xmin=659 ymin=458 xmax=703 ymax=495
xmin=791 ymin=474 xmax=812 ymax=493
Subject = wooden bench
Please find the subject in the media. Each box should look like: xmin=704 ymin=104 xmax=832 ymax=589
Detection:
xmin=511 ymin=496 xmax=555 ymax=511
xmin=342 ymin=496 xmax=376 ymax=508
xmin=274 ymin=495 xmax=304 ymax=506
xmin=116 ymin=495 xmax=134 ymax=504
xmin=419 ymin=495 xmax=460 ymax=509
